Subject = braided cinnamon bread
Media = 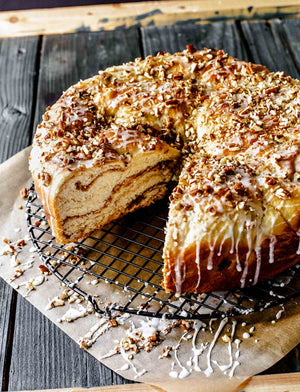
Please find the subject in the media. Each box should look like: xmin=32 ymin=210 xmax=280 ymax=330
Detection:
xmin=30 ymin=46 xmax=300 ymax=292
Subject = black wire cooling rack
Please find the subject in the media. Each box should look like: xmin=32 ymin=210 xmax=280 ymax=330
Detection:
xmin=26 ymin=184 xmax=300 ymax=320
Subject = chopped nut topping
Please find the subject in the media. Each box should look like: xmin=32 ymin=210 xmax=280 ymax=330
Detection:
xmin=20 ymin=187 xmax=29 ymax=199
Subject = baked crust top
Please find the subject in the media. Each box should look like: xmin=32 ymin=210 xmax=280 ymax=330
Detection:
xmin=31 ymin=47 xmax=299 ymax=186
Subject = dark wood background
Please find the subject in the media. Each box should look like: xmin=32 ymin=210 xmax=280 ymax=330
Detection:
xmin=0 ymin=17 xmax=299 ymax=391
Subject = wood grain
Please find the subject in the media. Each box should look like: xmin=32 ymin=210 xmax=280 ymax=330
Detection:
xmin=0 ymin=282 xmax=15 ymax=391
xmin=241 ymin=18 xmax=300 ymax=78
xmin=8 ymin=28 xmax=142 ymax=391
xmin=14 ymin=372 xmax=300 ymax=391
xmin=240 ymin=372 xmax=300 ymax=391
xmin=0 ymin=36 xmax=39 ymax=163
xmin=0 ymin=35 xmax=39 ymax=391
xmin=141 ymin=21 xmax=248 ymax=62
xmin=271 ymin=18 xmax=300 ymax=76
xmin=8 ymin=295 xmax=128 ymax=391
xmin=0 ymin=0 xmax=300 ymax=38
xmin=19 ymin=385 xmax=154 ymax=392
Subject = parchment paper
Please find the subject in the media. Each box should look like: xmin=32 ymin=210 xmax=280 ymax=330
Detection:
xmin=0 ymin=147 xmax=299 ymax=392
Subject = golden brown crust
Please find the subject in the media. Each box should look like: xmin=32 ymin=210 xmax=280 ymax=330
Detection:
xmin=164 ymin=231 xmax=300 ymax=292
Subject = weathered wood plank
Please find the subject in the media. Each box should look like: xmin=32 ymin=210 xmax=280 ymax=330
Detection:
xmin=0 ymin=0 xmax=300 ymax=38
xmin=9 ymin=28 xmax=141 ymax=391
xmin=0 ymin=35 xmax=39 ymax=391
xmin=141 ymin=21 xmax=248 ymax=60
xmin=271 ymin=18 xmax=300 ymax=77
xmin=0 ymin=282 xmax=15 ymax=391
xmin=241 ymin=18 xmax=300 ymax=78
xmin=8 ymin=296 xmax=121 ymax=390
xmin=0 ymin=36 xmax=39 ymax=163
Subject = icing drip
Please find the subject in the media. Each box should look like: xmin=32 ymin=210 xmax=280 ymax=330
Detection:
xmin=78 ymin=318 xmax=113 ymax=348
xmin=269 ymin=235 xmax=277 ymax=264
xmin=169 ymin=362 xmax=178 ymax=378
xmin=18 ymin=275 xmax=45 ymax=297
xmin=228 ymin=220 xmax=235 ymax=255
xmin=253 ymin=232 xmax=263 ymax=285
xmin=174 ymin=331 xmax=191 ymax=379
xmin=119 ymin=347 xmax=147 ymax=379
xmin=59 ymin=305 xmax=90 ymax=323
xmin=235 ymin=226 xmax=244 ymax=272
xmin=99 ymin=349 xmax=118 ymax=359
xmin=240 ymin=224 xmax=253 ymax=288
xmin=227 ymin=360 xmax=240 ymax=378
xmin=195 ymin=239 xmax=201 ymax=289
xmin=204 ymin=317 xmax=228 ymax=377
xmin=175 ymin=253 xmax=182 ymax=293
xmin=207 ymin=227 xmax=224 ymax=270
xmin=213 ymin=320 xmax=237 ymax=372
xmin=234 ymin=338 xmax=241 ymax=360
xmin=116 ymin=364 xmax=130 ymax=372
xmin=191 ymin=321 xmax=207 ymax=372
xmin=209 ymin=318 xmax=217 ymax=334
xmin=275 ymin=306 xmax=285 ymax=320
xmin=217 ymin=223 xmax=230 ymax=257
xmin=297 ymin=231 xmax=300 ymax=255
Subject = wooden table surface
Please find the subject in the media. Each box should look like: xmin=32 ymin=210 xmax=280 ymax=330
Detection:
xmin=0 ymin=7 xmax=300 ymax=391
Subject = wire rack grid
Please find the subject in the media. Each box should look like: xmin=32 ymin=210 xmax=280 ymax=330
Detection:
xmin=26 ymin=184 xmax=300 ymax=320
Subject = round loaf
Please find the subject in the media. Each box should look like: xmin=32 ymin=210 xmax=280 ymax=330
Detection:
xmin=30 ymin=46 xmax=300 ymax=293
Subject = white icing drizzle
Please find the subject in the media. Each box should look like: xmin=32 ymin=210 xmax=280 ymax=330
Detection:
xmin=128 ymin=316 xmax=173 ymax=341
xmin=276 ymin=306 xmax=285 ymax=320
xmin=195 ymin=239 xmax=201 ymax=288
xmin=174 ymin=331 xmax=191 ymax=379
xmin=227 ymin=360 xmax=240 ymax=378
xmin=209 ymin=318 xmax=217 ymax=334
xmin=217 ymin=222 xmax=231 ymax=257
xmin=191 ymin=321 xmax=207 ymax=372
xmin=228 ymin=220 xmax=235 ymax=255
xmin=78 ymin=318 xmax=111 ymax=348
xmin=175 ymin=253 xmax=182 ymax=293
xmin=269 ymin=235 xmax=277 ymax=264
xmin=207 ymin=231 xmax=221 ymax=270
xmin=119 ymin=347 xmax=147 ymax=379
xmin=58 ymin=305 xmax=90 ymax=323
xmin=10 ymin=254 xmax=20 ymax=268
xmin=204 ymin=317 xmax=228 ymax=377
xmin=100 ymin=349 xmax=119 ymax=359
xmin=234 ymin=338 xmax=241 ymax=359
xmin=297 ymin=231 xmax=300 ymax=255
xmin=213 ymin=319 xmax=237 ymax=372
xmin=253 ymin=231 xmax=263 ymax=285
xmin=46 ymin=295 xmax=65 ymax=310
xmin=9 ymin=260 xmax=34 ymax=282
xmin=235 ymin=225 xmax=244 ymax=272
xmin=116 ymin=363 xmax=130 ymax=371
xmin=240 ymin=225 xmax=253 ymax=288
xmin=17 ymin=275 xmax=45 ymax=297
